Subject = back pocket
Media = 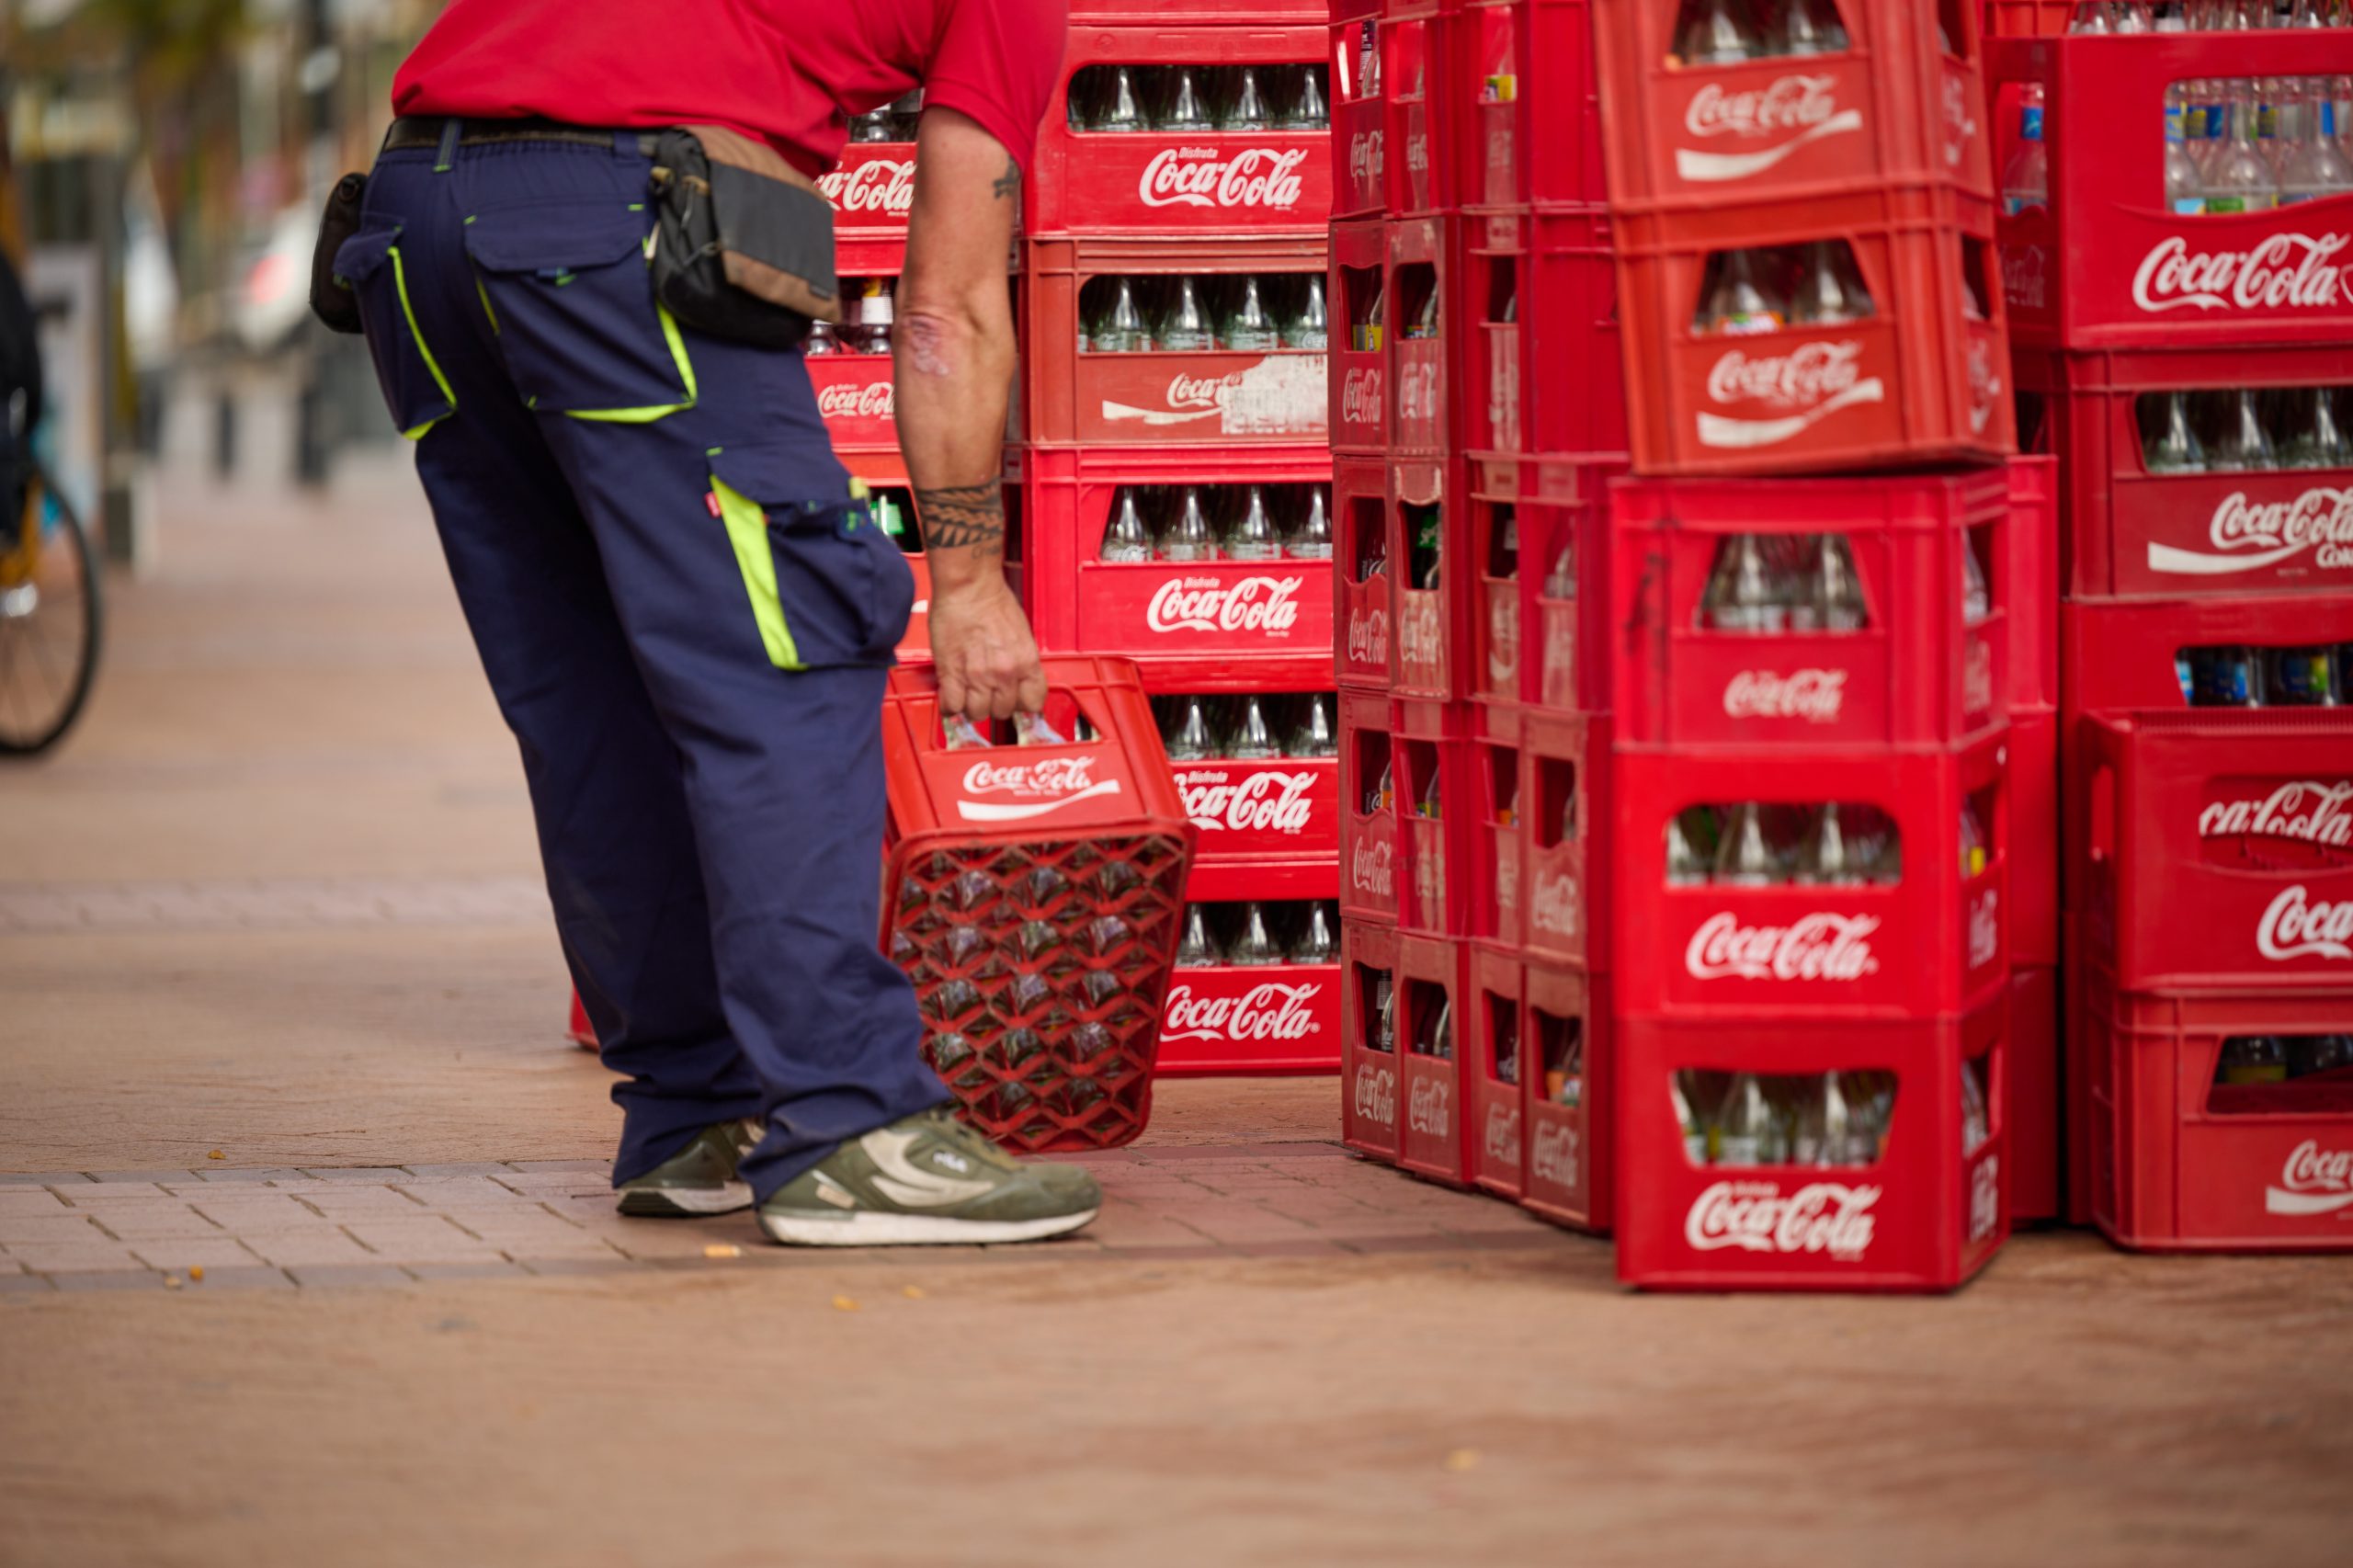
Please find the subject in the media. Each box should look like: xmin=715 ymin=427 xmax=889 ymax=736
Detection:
xmin=335 ymin=223 xmax=455 ymax=439
xmin=464 ymin=200 xmax=692 ymax=418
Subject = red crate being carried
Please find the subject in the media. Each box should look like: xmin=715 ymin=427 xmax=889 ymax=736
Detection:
xmin=1449 ymin=0 xmax=1608 ymax=210
xmin=1523 ymin=960 xmax=1615 ymax=1232
xmin=2017 ymin=346 xmax=2353 ymax=603
xmin=1593 ymin=0 xmax=1995 ymax=216
xmin=1457 ymin=208 xmax=1630 ymax=460
xmin=1399 ymin=933 xmax=1473 ymax=1184
xmin=1612 ymin=187 xmax=2014 ymax=475
xmin=1611 ymin=733 xmax=2010 ymax=1017
xmin=2081 ymin=711 xmax=2353 ymax=996
xmin=1467 ymin=942 xmax=1528 ymax=1198
xmin=1020 ymin=444 xmax=1334 ymax=676
xmin=1523 ymin=709 xmax=1613 ymax=971
xmin=1022 ymin=236 xmax=1330 ymax=449
xmin=1343 ymin=917 xmax=1404 ymax=1161
xmin=878 ymin=658 xmax=1197 ymax=1152
xmin=2085 ymin=967 xmax=2353 ymax=1253
xmin=1029 ymin=25 xmax=1334 ymax=239
xmin=1989 ymin=33 xmax=2353 ymax=353
xmin=1340 ymin=688 xmax=1402 ymax=923
xmin=1615 ymin=989 xmax=2010 ymax=1290
xmin=1610 ymin=468 xmax=2009 ymax=750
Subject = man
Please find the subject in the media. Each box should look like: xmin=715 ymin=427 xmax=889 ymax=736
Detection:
xmin=352 ymin=0 xmax=1095 ymax=1244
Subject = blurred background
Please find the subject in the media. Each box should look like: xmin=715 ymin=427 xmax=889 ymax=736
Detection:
xmin=6 ymin=0 xmax=438 ymax=571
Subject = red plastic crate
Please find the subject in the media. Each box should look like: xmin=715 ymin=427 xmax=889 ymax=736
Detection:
xmin=1449 ymin=0 xmax=1607 ymax=210
xmin=1340 ymin=688 xmax=1401 ymax=922
xmin=1399 ymin=932 xmax=1472 ymax=1184
xmin=2082 ymin=711 xmax=2353 ymax=994
xmin=1021 ymin=235 xmax=1329 ymax=449
xmin=2011 ymin=961 xmax=2059 ymax=1224
xmin=1614 ymin=992 xmax=2011 ymax=1291
xmin=1457 ymin=209 xmax=1629 ymax=460
xmin=878 ymin=657 xmax=1198 ymax=1153
xmin=1467 ymin=702 xmax=1527 ymax=951
xmin=1594 ymin=0 xmax=1994 ymax=217
xmin=1522 ymin=709 xmax=1612 ymax=970
xmin=2063 ymin=595 xmax=2353 ymax=719
xmin=1335 ymin=454 xmax=1392 ymax=691
xmin=1176 ymin=745 xmax=1338 ymax=903
xmin=1611 ymin=733 xmax=2011 ymax=1018
xmin=1466 ymin=452 xmax=1620 ymax=711
xmin=1390 ymin=454 xmax=1470 ymax=698
xmin=1394 ymin=696 xmax=1472 ymax=938
xmin=2086 ymin=966 xmax=2353 ymax=1252
xmin=1522 ymin=960 xmax=1613 ymax=1231
xmin=2017 ymin=346 xmax=2353 ymax=603
xmin=1981 ymin=0 xmax=2069 ymax=35
xmin=1029 ymin=25 xmax=1333 ymax=239
xmin=1990 ymin=33 xmax=2353 ymax=353
xmin=1330 ymin=220 xmax=1390 ymax=455
xmin=1389 ymin=217 xmax=1453 ymax=453
xmin=2008 ymin=452 xmax=2056 ymax=709
xmin=1331 ymin=17 xmax=1387 ymax=221
xmin=1468 ymin=941 xmax=1527 ymax=1199
xmin=1614 ymin=188 xmax=2013 ymax=475
xmin=1343 ymin=917 xmax=1403 ymax=1161
xmin=1610 ymin=468 xmax=2009 ymax=751
xmin=819 ymin=144 xmax=919 ymax=244
xmin=1019 ymin=444 xmax=1333 ymax=663
xmin=1383 ymin=8 xmax=1455 ymax=217
xmin=2012 ymin=703 xmax=2057 ymax=971
xmin=1156 ymin=951 xmax=1341 ymax=1074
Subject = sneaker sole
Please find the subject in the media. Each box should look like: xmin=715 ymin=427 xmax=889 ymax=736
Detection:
xmin=615 ymin=1181 xmax=754 ymax=1217
xmin=756 ymin=1206 xmax=1100 ymax=1247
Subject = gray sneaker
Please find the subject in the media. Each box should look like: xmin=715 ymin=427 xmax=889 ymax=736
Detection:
xmin=615 ymin=1119 xmax=762 ymax=1217
xmin=757 ymin=1108 xmax=1101 ymax=1246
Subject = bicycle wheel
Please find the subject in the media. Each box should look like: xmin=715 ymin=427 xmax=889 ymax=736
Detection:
xmin=0 ymin=461 xmax=104 ymax=756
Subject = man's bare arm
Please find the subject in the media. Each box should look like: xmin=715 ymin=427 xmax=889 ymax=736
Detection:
xmin=895 ymin=110 xmax=1041 ymax=720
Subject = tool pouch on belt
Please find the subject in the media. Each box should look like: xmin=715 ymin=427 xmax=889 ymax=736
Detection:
xmin=309 ymin=172 xmax=369 ymax=335
xmin=649 ymin=126 xmax=842 ymax=350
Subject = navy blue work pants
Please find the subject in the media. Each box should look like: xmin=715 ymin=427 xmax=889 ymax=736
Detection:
xmin=342 ymin=131 xmax=947 ymax=1198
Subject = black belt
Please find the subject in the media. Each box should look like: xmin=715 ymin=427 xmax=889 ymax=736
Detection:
xmin=385 ymin=116 xmax=660 ymax=157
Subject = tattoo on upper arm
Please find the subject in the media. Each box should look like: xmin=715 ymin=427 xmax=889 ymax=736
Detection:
xmin=992 ymin=157 xmax=1019 ymax=201
xmin=914 ymin=480 xmax=1006 ymax=554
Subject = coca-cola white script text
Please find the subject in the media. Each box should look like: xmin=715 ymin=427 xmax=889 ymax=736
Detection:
xmin=1686 ymin=912 xmax=1881 ymax=982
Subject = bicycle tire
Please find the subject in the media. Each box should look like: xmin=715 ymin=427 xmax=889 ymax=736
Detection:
xmin=0 ymin=461 xmax=104 ymax=756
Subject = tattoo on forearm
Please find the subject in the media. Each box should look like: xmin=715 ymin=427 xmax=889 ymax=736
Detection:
xmin=915 ymin=481 xmax=1006 ymax=554
xmin=993 ymin=157 xmax=1019 ymax=201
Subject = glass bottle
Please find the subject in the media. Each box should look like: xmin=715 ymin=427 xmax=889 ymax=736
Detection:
xmin=1227 ymin=695 xmax=1283 ymax=760
xmin=2207 ymin=389 xmax=2279 ymax=472
xmin=1284 ymin=275 xmax=1331 ymax=351
xmin=1224 ymin=486 xmax=1283 ymax=562
xmin=2280 ymin=89 xmax=2353 ymax=202
xmin=1961 ymin=537 xmax=1992 ymax=625
xmin=1157 ymin=486 xmax=1220 ymax=561
xmin=849 ymin=106 xmax=896 ymax=143
xmin=1287 ymin=694 xmax=1339 ymax=758
xmin=1284 ymin=486 xmax=1335 ymax=559
xmin=1714 ymin=1073 xmax=1786 ymax=1166
xmin=1101 ymin=488 xmax=1154 ymax=563
xmin=1794 ymin=803 xmax=1869 ymax=885
xmin=2218 ymin=1035 xmax=2288 ymax=1085
xmin=1793 ymin=534 xmax=1868 ymax=632
xmin=2002 ymin=85 xmax=2049 ymax=216
xmin=1410 ymin=505 xmax=1443 ymax=592
xmin=1665 ymin=809 xmax=1712 ymax=885
xmin=1225 ymin=67 xmax=1272 ymax=132
xmin=2165 ymin=85 xmax=2207 ymax=214
xmin=1699 ymin=533 xmax=1790 ymax=632
xmin=1159 ymin=276 xmax=1216 ymax=352
xmin=1777 ymin=0 xmax=1849 ymax=52
xmin=1164 ymin=695 xmax=1218 ymax=761
xmin=1694 ymin=248 xmax=1788 ymax=335
xmin=1961 ymin=1060 xmax=1991 ymax=1156
xmin=1290 ymin=902 xmax=1340 ymax=964
xmin=2143 ymin=392 xmax=2207 ymax=474
xmin=1158 ymin=67 xmax=1215 ymax=132
xmin=2279 ymin=385 xmax=2351 ymax=470
xmin=1786 ymin=241 xmax=1875 ymax=325
xmin=1713 ymin=801 xmax=1782 ymax=887
xmin=1229 ymin=903 xmax=1285 ymax=966
xmin=2203 ymin=90 xmax=2281 ymax=212
xmin=1224 ymin=276 xmax=1282 ymax=353
xmin=802 ymin=320 xmax=840 ymax=357
xmin=1176 ymin=904 xmax=1224 ymax=967
xmin=1095 ymin=66 xmax=1147 ymax=132
xmin=1089 ymin=276 xmax=1152 ymax=353
xmin=1674 ymin=0 xmax=1768 ymax=65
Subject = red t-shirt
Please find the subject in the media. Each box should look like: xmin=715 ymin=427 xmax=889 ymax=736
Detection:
xmin=392 ymin=0 xmax=1070 ymax=178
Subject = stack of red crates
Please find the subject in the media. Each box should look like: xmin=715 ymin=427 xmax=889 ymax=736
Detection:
xmin=1596 ymin=0 xmax=2019 ymax=1290
xmin=1022 ymin=4 xmax=1342 ymax=1073
xmin=1332 ymin=0 xmax=1628 ymax=1232
xmin=1988 ymin=25 xmax=2353 ymax=1250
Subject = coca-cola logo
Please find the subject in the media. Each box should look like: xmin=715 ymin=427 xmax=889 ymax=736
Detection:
xmin=1487 ymin=597 xmax=1519 ymax=685
xmin=1396 ymin=360 xmax=1440 ymax=424
xmin=1165 ymin=370 xmax=1247 ymax=412
xmin=1486 ymin=1103 xmax=1523 ymax=1169
xmin=1707 ymin=341 xmax=1864 ymax=409
xmin=1350 ymin=835 xmax=1394 ymax=899
xmin=1677 ymin=76 xmax=1861 ymax=183
xmin=2199 ymin=781 xmax=2353 ymax=849
xmin=1340 ymin=365 xmax=1383 ymax=428
xmin=1164 ymin=981 xmax=1323 ymax=1043
xmin=1963 ymin=638 xmax=1995 ymax=719
xmin=2150 ymin=488 xmax=2353 ymax=576
xmin=1144 ymin=575 xmax=1304 ymax=636
xmin=1353 ymin=1062 xmax=1397 ymax=1128
xmin=2002 ymin=245 xmax=2049 ymax=312
xmin=1407 ymin=1075 xmax=1449 ymax=1136
xmin=817 ymin=157 xmax=915 ymax=217
xmin=1404 ymin=131 xmax=1428 ymax=176
xmin=1138 ymin=147 xmax=1308 ymax=211
xmin=1685 ymin=1180 xmax=1881 ymax=1260
xmin=1941 ymin=70 xmax=1977 ymax=172
xmin=1412 ymin=837 xmax=1446 ymax=914
xmin=1969 ymin=1153 xmax=2001 ymax=1244
xmin=1346 ymin=605 xmax=1390 ymax=669
xmin=1529 ymin=869 xmax=1578 ymax=940
xmin=1396 ymin=596 xmax=1440 ymax=674
xmin=2131 ymin=233 xmax=2353 ymax=316
xmin=2256 ymin=884 xmax=2353 ymax=962
xmin=955 ymin=756 xmax=1122 ymax=824
xmin=1685 ymin=912 xmax=1881 ymax=982
xmin=1722 ymin=668 xmax=1847 ymax=723
xmin=1347 ymin=130 xmax=1384 ymax=187
xmin=1531 ymin=1120 xmax=1577 ymax=1189
xmin=2266 ymin=1139 xmax=2353 ymax=1215
xmin=1175 ymin=768 xmax=1318 ymax=835
xmin=815 ymin=381 xmax=894 ymax=421
xmin=1969 ymin=889 xmax=2000 ymax=971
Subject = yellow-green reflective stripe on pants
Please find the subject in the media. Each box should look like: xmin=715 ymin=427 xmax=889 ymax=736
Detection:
xmin=710 ymin=478 xmax=802 ymax=670
xmin=387 ymin=244 xmax=457 ymax=440
xmin=564 ymin=304 xmax=701 ymax=424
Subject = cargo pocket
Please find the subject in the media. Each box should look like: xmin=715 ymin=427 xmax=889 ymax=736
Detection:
xmin=334 ymin=224 xmax=456 ymax=440
xmin=462 ymin=200 xmax=694 ymax=419
xmin=708 ymin=446 xmax=915 ymax=671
